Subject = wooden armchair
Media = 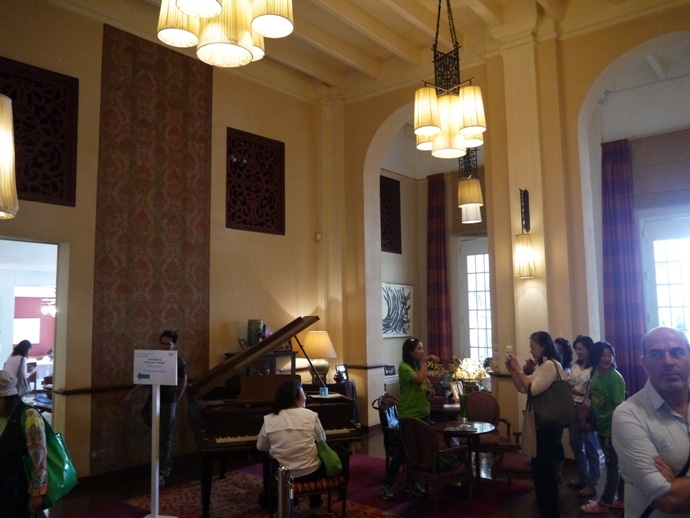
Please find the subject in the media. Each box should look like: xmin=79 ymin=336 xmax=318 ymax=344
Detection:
xmin=267 ymin=442 xmax=351 ymax=518
xmin=490 ymin=429 xmax=532 ymax=501
xmin=399 ymin=417 xmax=472 ymax=514
xmin=466 ymin=391 xmax=519 ymax=456
xmin=371 ymin=394 xmax=401 ymax=470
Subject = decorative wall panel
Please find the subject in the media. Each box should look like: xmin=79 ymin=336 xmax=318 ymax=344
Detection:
xmin=380 ymin=175 xmax=401 ymax=253
xmin=226 ymin=127 xmax=285 ymax=235
xmin=0 ymin=56 xmax=78 ymax=206
xmin=92 ymin=25 xmax=212 ymax=474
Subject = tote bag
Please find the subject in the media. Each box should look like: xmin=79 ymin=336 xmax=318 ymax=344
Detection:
xmin=316 ymin=440 xmax=342 ymax=477
xmin=17 ymin=374 xmax=31 ymax=397
xmin=22 ymin=409 xmax=78 ymax=509
xmin=529 ymin=360 xmax=576 ymax=429
xmin=521 ymin=405 xmax=538 ymax=458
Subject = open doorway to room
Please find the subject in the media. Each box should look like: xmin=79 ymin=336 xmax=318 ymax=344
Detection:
xmin=0 ymin=238 xmax=58 ymax=411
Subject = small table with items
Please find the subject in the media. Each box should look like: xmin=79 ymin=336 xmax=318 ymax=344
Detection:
xmin=433 ymin=420 xmax=496 ymax=491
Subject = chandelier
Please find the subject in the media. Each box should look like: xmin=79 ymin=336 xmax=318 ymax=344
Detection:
xmin=457 ymin=148 xmax=483 ymax=224
xmin=156 ymin=0 xmax=293 ymax=68
xmin=414 ymin=0 xmax=486 ymax=159
xmin=0 ymin=94 xmax=18 ymax=219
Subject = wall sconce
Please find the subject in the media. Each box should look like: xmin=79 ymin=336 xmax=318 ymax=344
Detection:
xmin=515 ymin=189 xmax=536 ymax=278
xmin=0 ymin=94 xmax=18 ymax=220
xmin=457 ymin=148 xmax=483 ymax=224
xmin=298 ymin=330 xmax=337 ymax=386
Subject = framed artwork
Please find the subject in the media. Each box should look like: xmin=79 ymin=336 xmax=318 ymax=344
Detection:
xmin=382 ymin=282 xmax=413 ymax=337
xmin=384 ymin=365 xmax=396 ymax=376
xmin=335 ymin=364 xmax=348 ymax=381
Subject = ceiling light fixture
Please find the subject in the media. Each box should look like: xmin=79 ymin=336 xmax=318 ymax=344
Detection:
xmin=0 ymin=94 xmax=18 ymax=220
xmin=156 ymin=0 xmax=292 ymax=68
xmin=515 ymin=189 xmax=536 ymax=279
xmin=457 ymin=148 xmax=483 ymax=224
xmin=413 ymin=0 xmax=486 ymax=159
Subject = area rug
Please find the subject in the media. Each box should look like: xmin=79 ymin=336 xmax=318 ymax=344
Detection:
xmin=118 ymin=454 xmax=532 ymax=518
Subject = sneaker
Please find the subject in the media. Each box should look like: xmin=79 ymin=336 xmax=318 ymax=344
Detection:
xmin=404 ymin=482 xmax=427 ymax=497
xmin=380 ymin=485 xmax=394 ymax=501
xmin=611 ymin=499 xmax=624 ymax=510
xmin=581 ymin=500 xmax=609 ymax=514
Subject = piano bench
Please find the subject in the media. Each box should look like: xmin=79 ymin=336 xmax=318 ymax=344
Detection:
xmin=267 ymin=448 xmax=351 ymax=518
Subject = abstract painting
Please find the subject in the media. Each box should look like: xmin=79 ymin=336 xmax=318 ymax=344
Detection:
xmin=382 ymin=283 xmax=413 ymax=337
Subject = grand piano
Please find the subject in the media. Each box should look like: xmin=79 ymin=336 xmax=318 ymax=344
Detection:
xmin=187 ymin=316 xmax=362 ymax=517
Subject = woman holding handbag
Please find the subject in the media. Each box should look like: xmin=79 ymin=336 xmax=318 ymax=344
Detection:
xmin=567 ymin=335 xmax=601 ymax=499
xmin=3 ymin=340 xmax=33 ymax=398
xmin=506 ymin=331 xmax=565 ymax=517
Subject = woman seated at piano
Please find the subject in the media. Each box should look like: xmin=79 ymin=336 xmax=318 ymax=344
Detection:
xmin=257 ymin=379 xmax=326 ymax=510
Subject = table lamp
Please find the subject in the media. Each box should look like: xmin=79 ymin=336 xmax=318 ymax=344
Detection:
xmin=299 ymin=330 xmax=337 ymax=385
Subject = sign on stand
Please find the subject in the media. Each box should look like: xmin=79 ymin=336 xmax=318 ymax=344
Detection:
xmin=133 ymin=349 xmax=179 ymax=518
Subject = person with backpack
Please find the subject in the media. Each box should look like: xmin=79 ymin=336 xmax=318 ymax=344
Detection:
xmin=0 ymin=370 xmax=47 ymax=516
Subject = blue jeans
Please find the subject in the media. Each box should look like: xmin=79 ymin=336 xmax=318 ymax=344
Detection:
xmin=599 ymin=435 xmax=624 ymax=504
xmin=568 ymin=420 xmax=600 ymax=490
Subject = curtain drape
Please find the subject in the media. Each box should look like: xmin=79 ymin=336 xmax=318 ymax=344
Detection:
xmin=601 ymin=139 xmax=647 ymax=396
xmin=426 ymin=174 xmax=452 ymax=360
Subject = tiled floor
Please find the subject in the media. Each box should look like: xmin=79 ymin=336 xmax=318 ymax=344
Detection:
xmin=45 ymin=426 xmax=618 ymax=517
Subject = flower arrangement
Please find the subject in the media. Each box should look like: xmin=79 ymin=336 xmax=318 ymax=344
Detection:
xmin=452 ymin=357 xmax=488 ymax=382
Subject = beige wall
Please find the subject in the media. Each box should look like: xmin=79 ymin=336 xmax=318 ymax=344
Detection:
xmin=1 ymin=0 xmax=689 ymax=474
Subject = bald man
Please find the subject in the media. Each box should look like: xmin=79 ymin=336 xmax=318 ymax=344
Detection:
xmin=612 ymin=327 xmax=690 ymax=517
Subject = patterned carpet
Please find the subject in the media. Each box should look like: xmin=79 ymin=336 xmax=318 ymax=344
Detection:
xmin=119 ymin=454 xmax=532 ymax=518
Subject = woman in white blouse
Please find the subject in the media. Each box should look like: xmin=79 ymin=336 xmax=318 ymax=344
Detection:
xmin=3 ymin=340 xmax=32 ymax=397
xmin=506 ymin=331 xmax=565 ymax=518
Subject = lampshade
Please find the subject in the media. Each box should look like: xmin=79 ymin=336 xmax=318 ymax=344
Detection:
xmin=157 ymin=0 xmax=199 ymax=48
xmin=431 ymin=93 xmax=466 ymax=159
xmin=249 ymin=30 xmax=265 ymax=62
xmin=251 ymin=0 xmax=294 ymax=38
xmin=462 ymin=204 xmax=482 ymax=224
xmin=301 ymin=331 xmax=337 ymax=359
xmin=514 ymin=233 xmax=536 ymax=278
xmin=0 ymin=94 xmax=18 ymax=220
xmin=463 ymin=131 xmax=484 ymax=149
xmin=416 ymin=133 xmax=434 ymax=151
xmin=458 ymin=177 xmax=483 ymax=207
xmin=459 ymin=85 xmax=486 ymax=135
xmin=413 ymin=86 xmax=440 ymax=137
xmin=176 ymin=0 xmax=222 ymax=19
xmin=197 ymin=0 xmax=253 ymax=68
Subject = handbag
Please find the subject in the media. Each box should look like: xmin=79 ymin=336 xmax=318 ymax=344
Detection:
xmin=577 ymin=369 xmax=595 ymax=433
xmin=316 ymin=440 xmax=342 ymax=477
xmin=529 ymin=360 xmax=576 ymax=429
xmin=17 ymin=374 xmax=32 ymax=397
xmin=21 ymin=408 xmax=78 ymax=509
xmin=521 ymin=405 xmax=538 ymax=457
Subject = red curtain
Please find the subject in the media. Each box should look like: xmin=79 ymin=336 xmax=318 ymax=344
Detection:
xmin=426 ymin=174 xmax=452 ymax=360
xmin=601 ymin=140 xmax=647 ymax=396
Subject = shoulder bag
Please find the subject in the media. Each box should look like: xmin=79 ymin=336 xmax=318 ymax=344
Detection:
xmin=316 ymin=440 xmax=342 ymax=477
xmin=21 ymin=408 xmax=78 ymax=509
xmin=577 ymin=368 xmax=595 ymax=433
xmin=529 ymin=360 xmax=576 ymax=429
xmin=521 ymin=400 xmax=538 ymax=457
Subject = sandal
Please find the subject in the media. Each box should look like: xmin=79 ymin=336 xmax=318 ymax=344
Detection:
xmin=577 ymin=487 xmax=596 ymax=498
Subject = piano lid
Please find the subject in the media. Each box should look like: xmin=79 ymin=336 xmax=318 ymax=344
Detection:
xmin=188 ymin=315 xmax=319 ymax=399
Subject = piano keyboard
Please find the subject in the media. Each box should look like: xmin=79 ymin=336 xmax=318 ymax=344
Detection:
xmin=213 ymin=427 xmax=354 ymax=444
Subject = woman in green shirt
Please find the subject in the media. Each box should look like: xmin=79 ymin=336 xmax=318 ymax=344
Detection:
xmin=379 ymin=338 xmax=439 ymax=500
xmin=581 ymin=341 xmax=626 ymax=514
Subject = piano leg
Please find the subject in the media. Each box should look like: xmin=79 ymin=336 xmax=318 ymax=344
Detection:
xmin=201 ymin=454 xmax=213 ymax=518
